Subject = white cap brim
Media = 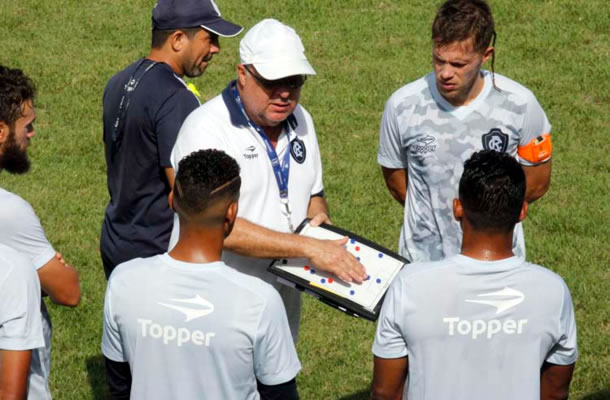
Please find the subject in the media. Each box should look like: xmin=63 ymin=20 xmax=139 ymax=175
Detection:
xmin=251 ymin=59 xmax=316 ymax=80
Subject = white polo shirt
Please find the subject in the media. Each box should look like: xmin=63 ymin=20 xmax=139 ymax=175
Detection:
xmin=170 ymin=82 xmax=324 ymax=341
xmin=0 ymin=188 xmax=55 ymax=400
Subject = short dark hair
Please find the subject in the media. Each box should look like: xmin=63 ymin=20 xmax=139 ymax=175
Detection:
xmin=458 ymin=150 xmax=525 ymax=232
xmin=0 ymin=65 xmax=36 ymax=127
xmin=432 ymin=0 xmax=495 ymax=53
xmin=151 ymin=27 xmax=201 ymax=49
xmin=173 ymin=149 xmax=241 ymax=217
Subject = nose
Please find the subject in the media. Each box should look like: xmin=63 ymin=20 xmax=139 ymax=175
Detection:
xmin=440 ymin=65 xmax=454 ymax=80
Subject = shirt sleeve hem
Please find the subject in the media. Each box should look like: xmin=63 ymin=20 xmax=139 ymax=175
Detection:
xmin=372 ymin=346 xmax=408 ymax=359
xmin=255 ymin=361 xmax=301 ymax=386
xmin=32 ymin=248 xmax=57 ymax=270
xmin=102 ymin=344 xmax=127 ymax=363
xmin=0 ymin=337 xmax=45 ymax=351
xmin=377 ymin=155 xmax=406 ymax=169
xmin=545 ymin=352 xmax=578 ymax=366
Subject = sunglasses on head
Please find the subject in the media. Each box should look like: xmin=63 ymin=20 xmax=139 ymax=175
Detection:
xmin=244 ymin=65 xmax=307 ymax=90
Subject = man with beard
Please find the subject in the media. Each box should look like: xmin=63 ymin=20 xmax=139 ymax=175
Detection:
xmin=0 ymin=65 xmax=81 ymax=399
xmin=101 ymin=0 xmax=242 ymax=278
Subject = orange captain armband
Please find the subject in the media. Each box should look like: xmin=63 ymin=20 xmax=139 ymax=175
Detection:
xmin=518 ymin=133 xmax=552 ymax=163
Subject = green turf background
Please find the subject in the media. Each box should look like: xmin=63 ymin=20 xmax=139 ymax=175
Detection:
xmin=0 ymin=0 xmax=608 ymax=398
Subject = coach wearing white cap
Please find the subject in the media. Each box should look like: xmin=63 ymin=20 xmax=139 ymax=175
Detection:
xmin=170 ymin=19 xmax=367 ymax=342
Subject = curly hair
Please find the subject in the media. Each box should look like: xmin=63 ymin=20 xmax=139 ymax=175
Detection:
xmin=459 ymin=150 xmax=525 ymax=232
xmin=174 ymin=149 xmax=241 ymax=216
xmin=0 ymin=65 xmax=36 ymax=128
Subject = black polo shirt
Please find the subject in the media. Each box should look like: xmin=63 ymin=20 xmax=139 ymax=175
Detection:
xmin=101 ymin=59 xmax=199 ymax=276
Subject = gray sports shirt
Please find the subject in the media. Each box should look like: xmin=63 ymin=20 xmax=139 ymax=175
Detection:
xmin=378 ymin=71 xmax=551 ymax=262
xmin=373 ymin=255 xmax=577 ymax=400
xmin=102 ymin=254 xmax=301 ymax=400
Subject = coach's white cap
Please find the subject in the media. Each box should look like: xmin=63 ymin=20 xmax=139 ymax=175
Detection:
xmin=240 ymin=19 xmax=316 ymax=80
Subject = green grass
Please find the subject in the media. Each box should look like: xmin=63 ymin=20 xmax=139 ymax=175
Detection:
xmin=0 ymin=0 xmax=608 ymax=398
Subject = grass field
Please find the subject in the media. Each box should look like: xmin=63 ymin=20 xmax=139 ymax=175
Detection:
xmin=1 ymin=0 xmax=609 ymax=398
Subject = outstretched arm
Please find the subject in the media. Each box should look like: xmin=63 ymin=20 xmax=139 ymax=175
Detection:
xmin=224 ymin=217 xmax=366 ymax=283
xmin=381 ymin=167 xmax=407 ymax=206
xmin=0 ymin=349 xmax=32 ymax=400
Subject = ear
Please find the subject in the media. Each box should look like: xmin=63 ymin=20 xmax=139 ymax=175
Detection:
xmin=518 ymin=201 xmax=529 ymax=223
xmin=223 ymin=201 xmax=239 ymax=238
xmin=169 ymin=30 xmax=188 ymax=53
xmin=482 ymin=46 xmax=494 ymax=64
xmin=236 ymin=64 xmax=247 ymax=88
xmin=453 ymin=198 xmax=463 ymax=222
xmin=168 ymin=190 xmax=175 ymax=212
xmin=0 ymin=121 xmax=9 ymax=145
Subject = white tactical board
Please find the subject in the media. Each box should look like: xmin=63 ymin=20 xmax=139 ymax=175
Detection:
xmin=268 ymin=219 xmax=408 ymax=321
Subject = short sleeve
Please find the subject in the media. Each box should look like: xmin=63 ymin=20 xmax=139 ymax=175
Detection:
xmin=156 ymin=88 xmax=200 ymax=167
xmin=517 ymin=93 xmax=552 ymax=166
xmin=0 ymin=193 xmax=55 ymax=270
xmin=372 ymin=275 xmax=408 ymax=359
xmin=170 ymin=110 xmax=229 ymax=171
xmin=0 ymin=248 xmax=44 ymax=351
xmin=377 ymin=98 xmax=407 ymax=169
xmin=545 ymin=281 xmax=578 ymax=365
xmin=253 ymin=289 xmax=301 ymax=385
xmin=101 ymin=280 xmax=126 ymax=362
xmin=300 ymin=110 xmax=324 ymax=196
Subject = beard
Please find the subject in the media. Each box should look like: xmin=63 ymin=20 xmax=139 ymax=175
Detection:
xmin=0 ymin=129 xmax=30 ymax=174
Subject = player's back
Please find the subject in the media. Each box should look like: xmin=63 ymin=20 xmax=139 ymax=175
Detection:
xmin=102 ymin=254 xmax=300 ymax=400
xmin=375 ymin=254 xmax=577 ymax=400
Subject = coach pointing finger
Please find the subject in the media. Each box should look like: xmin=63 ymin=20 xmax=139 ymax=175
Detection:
xmin=170 ymin=19 xmax=366 ymax=342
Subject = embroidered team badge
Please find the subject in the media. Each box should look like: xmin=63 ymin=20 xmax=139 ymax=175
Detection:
xmin=482 ymin=128 xmax=509 ymax=153
xmin=290 ymin=137 xmax=306 ymax=164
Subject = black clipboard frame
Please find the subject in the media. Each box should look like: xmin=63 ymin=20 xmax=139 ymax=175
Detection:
xmin=268 ymin=218 xmax=409 ymax=321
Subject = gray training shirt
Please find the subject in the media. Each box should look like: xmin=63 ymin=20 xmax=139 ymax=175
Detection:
xmin=102 ymin=254 xmax=301 ymax=400
xmin=373 ymin=255 xmax=577 ymax=400
xmin=378 ymin=71 xmax=552 ymax=262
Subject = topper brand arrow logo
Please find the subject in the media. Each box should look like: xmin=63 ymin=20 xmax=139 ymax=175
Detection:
xmin=158 ymin=295 xmax=215 ymax=322
xmin=465 ymin=287 xmax=524 ymax=314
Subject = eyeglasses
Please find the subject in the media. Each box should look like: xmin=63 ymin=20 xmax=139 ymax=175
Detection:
xmin=244 ymin=65 xmax=307 ymax=90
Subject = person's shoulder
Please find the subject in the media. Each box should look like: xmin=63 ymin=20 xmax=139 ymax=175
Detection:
xmin=490 ymin=71 xmax=539 ymax=104
xmin=221 ymin=265 xmax=281 ymax=304
xmin=0 ymin=188 xmax=36 ymax=222
xmin=176 ymin=93 xmax=229 ymax=139
xmin=0 ymin=187 xmax=31 ymax=209
xmin=186 ymin=92 xmax=227 ymax=122
xmin=520 ymin=260 xmax=570 ymax=294
xmin=108 ymin=255 xmax=163 ymax=287
xmin=386 ymin=74 xmax=431 ymax=108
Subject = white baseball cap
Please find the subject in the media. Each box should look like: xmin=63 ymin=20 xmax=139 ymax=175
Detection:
xmin=239 ymin=19 xmax=316 ymax=80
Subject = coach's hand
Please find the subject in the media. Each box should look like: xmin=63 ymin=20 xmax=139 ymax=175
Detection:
xmin=304 ymin=236 xmax=367 ymax=283
xmin=309 ymin=212 xmax=331 ymax=227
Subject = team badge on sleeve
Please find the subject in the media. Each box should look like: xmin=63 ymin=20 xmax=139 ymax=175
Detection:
xmin=290 ymin=137 xmax=306 ymax=163
xmin=482 ymin=128 xmax=509 ymax=153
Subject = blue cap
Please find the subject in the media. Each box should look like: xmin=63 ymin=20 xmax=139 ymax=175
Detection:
xmin=152 ymin=0 xmax=243 ymax=37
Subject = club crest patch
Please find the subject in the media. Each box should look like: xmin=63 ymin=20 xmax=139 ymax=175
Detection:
xmin=482 ymin=128 xmax=509 ymax=153
xmin=290 ymin=137 xmax=306 ymax=164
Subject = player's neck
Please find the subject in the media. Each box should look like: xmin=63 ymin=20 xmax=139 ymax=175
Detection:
xmin=147 ymin=49 xmax=182 ymax=77
xmin=460 ymin=229 xmax=515 ymax=261
xmin=169 ymin=226 xmax=224 ymax=264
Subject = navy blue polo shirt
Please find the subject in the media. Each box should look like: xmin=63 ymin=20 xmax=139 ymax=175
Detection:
xmin=101 ymin=59 xmax=199 ymax=275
